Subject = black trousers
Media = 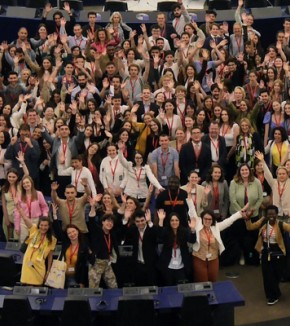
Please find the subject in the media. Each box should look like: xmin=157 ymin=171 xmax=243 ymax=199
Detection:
xmin=133 ymin=262 xmax=156 ymax=286
xmin=261 ymin=248 xmax=284 ymax=300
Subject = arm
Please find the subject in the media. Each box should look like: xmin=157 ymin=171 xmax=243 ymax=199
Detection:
xmin=255 ymin=151 xmax=275 ymax=187
xmin=51 ymin=182 xmax=61 ymax=205
xmin=145 ymin=165 xmax=164 ymax=190
xmin=245 ymin=216 xmax=265 ymax=231
xmin=16 ymin=204 xmax=33 ymax=229
xmin=142 ymin=184 xmax=154 ymax=211
xmin=174 ymin=160 xmax=180 ymax=178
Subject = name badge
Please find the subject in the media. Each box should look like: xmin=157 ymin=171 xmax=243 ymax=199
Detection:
xmin=161 ymin=176 xmax=167 ymax=180
xmin=263 ymin=192 xmax=268 ymax=197
xmin=68 ymin=267 xmax=75 ymax=272
xmin=214 ymin=210 xmax=220 ymax=214
xmin=172 ymin=258 xmax=179 ymax=266
xmin=194 ymin=169 xmax=200 ymax=173
xmin=206 ymin=253 xmax=212 ymax=259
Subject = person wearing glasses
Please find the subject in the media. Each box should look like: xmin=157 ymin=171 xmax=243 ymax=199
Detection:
xmin=117 ymin=141 xmax=164 ymax=201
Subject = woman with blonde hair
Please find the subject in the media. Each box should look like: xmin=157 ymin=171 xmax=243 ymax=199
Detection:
xmin=106 ymin=11 xmax=132 ymax=44
xmin=14 ymin=176 xmax=49 ymax=242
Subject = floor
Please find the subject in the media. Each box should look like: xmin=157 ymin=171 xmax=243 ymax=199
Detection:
xmin=218 ymin=265 xmax=290 ymax=325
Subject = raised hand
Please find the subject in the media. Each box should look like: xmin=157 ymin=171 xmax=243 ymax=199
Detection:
xmin=188 ymin=218 xmax=196 ymax=232
xmin=145 ymin=209 xmax=151 ymax=223
xmin=51 ymin=182 xmax=59 ymax=191
xmin=255 ymin=151 xmax=264 ymax=161
xmin=157 ymin=209 xmax=166 ymax=221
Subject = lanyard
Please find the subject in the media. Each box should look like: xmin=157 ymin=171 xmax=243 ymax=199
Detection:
xmin=62 ymin=141 xmax=68 ymax=158
xmin=192 ymin=143 xmax=201 ymax=167
xmin=68 ymin=244 xmax=79 ymax=265
xmin=74 ymin=168 xmax=83 ymax=188
xmin=174 ymin=18 xmax=180 ymax=30
xmin=9 ymin=187 xmax=17 ymax=199
xmin=278 ymin=181 xmax=286 ymax=199
xmin=213 ymin=184 xmax=219 ymax=208
xmin=243 ymin=136 xmax=248 ymax=150
xmin=273 ymin=114 xmax=281 ymax=127
xmin=244 ymin=186 xmax=248 ymax=205
xmin=66 ymin=200 xmax=76 ymax=223
xmin=20 ymin=142 xmax=28 ymax=154
xmin=129 ymin=78 xmax=138 ymax=97
xmin=177 ymin=103 xmax=185 ymax=125
xmin=104 ymin=233 xmax=111 ymax=254
xmin=221 ymin=124 xmax=229 ymax=137
xmin=166 ymin=115 xmax=174 ymax=136
xmin=267 ymin=223 xmax=275 ymax=248
xmin=152 ymin=136 xmax=159 ymax=149
xmin=134 ymin=167 xmax=143 ymax=188
xmin=210 ymin=137 xmax=219 ymax=157
xmin=275 ymin=143 xmax=283 ymax=163
xmin=168 ymin=189 xmax=179 ymax=208
xmin=30 ymin=233 xmax=45 ymax=260
xmin=161 ymin=152 xmax=169 ymax=173
xmin=204 ymin=228 xmax=211 ymax=249
xmin=257 ymin=174 xmax=265 ymax=191
xmin=173 ymin=237 xmax=177 ymax=257
xmin=109 ymin=159 xmax=119 ymax=182
xmin=74 ymin=37 xmax=84 ymax=48
xmin=235 ymin=36 xmax=242 ymax=53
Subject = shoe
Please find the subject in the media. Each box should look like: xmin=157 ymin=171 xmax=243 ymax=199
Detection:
xmin=239 ymin=256 xmax=245 ymax=266
xmin=267 ymin=298 xmax=278 ymax=305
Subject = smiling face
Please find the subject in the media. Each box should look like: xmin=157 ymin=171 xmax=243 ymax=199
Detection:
xmin=67 ymin=227 xmax=79 ymax=242
xmin=7 ymin=171 xmax=18 ymax=185
xmin=211 ymin=166 xmax=222 ymax=181
xmin=240 ymin=165 xmax=250 ymax=180
xmin=39 ymin=221 xmax=49 ymax=235
xmin=202 ymin=213 xmax=213 ymax=228
xmin=170 ymin=215 xmax=180 ymax=230
xmin=22 ymin=177 xmax=32 ymax=191
xmin=188 ymin=172 xmax=199 ymax=185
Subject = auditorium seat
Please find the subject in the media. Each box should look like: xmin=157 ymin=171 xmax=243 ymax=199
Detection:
xmin=209 ymin=0 xmax=232 ymax=10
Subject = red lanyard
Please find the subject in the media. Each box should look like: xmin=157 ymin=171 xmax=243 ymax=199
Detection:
xmin=129 ymin=78 xmax=138 ymax=97
xmin=74 ymin=168 xmax=83 ymax=188
xmin=192 ymin=143 xmax=201 ymax=167
xmin=134 ymin=168 xmax=143 ymax=188
xmin=152 ymin=137 xmax=159 ymax=149
xmin=66 ymin=200 xmax=75 ymax=223
xmin=278 ymin=182 xmax=286 ymax=199
xmin=213 ymin=184 xmax=219 ymax=208
xmin=204 ymin=228 xmax=211 ymax=247
xmin=30 ymin=234 xmax=45 ymax=260
xmin=210 ymin=137 xmax=219 ymax=157
xmin=173 ymin=237 xmax=178 ymax=257
xmin=177 ymin=104 xmax=185 ymax=125
xmin=109 ymin=159 xmax=118 ymax=182
xmin=68 ymin=244 xmax=79 ymax=265
xmin=257 ymin=174 xmax=265 ymax=191
xmin=74 ymin=37 xmax=84 ymax=48
xmin=166 ymin=116 xmax=174 ymax=136
xmin=235 ymin=36 xmax=242 ymax=52
xmin=168 ymin=189 xmax=179 ymax=208
xmin=9 ymin=187 xmax=17 ymax=199
xmin=267 ymin=225 xmax=275 ymax=241
xmin=163 ymin=91 xmax=172 ymax=99
xmin=274 ymin=114 xmax=281 ymax=127
xmin=20 ymin=143 xmax=28 ymax=154
xmin=174 ymin=18 xmax=180 ymax=29
xmin=248 ymin=84 xmax=258 ymax=101
xmin=26 ymin=197 xmax=32 ymax=218
xmin=104 ymin=233 xmax=111 ymax=254
xmin=161 ymin=152 xmax=169 ymax=173
xmin=62 ymin=142 xmax=68 ymax=158
xmin=191 ymin=192 xmax=197 ymax=207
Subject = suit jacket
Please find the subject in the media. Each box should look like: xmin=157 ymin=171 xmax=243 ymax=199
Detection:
xmin=135 ymin=101 xmax=159 ymax=122
xmin=179 ymin=141 xmax=212 ymax=185
xmin=203 ymin=36 xmax=224 ymax=52
xmin=202 ymin=134 xmax=227 ymax=169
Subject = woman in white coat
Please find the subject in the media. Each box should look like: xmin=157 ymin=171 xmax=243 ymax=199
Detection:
xmin=118 ymin=141 xmax=164 ymax=201
xmin=187 ymin=194 xmax=248 ymax=282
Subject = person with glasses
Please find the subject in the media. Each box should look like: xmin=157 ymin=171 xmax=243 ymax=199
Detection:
xmin=117 ymin=141 xmax=164 ymax=201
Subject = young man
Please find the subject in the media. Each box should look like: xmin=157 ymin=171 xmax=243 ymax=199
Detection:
xmin=51 ymin=182 xmax=90 ymax=234
xmin=88 ymin=199 xmax=119 ymax=289
xmin=171 ymin=1 xmax=191 ymax=37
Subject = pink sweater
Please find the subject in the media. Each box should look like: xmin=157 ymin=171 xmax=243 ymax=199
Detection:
xmin=14 ymin=191 xmax=49 ymax=231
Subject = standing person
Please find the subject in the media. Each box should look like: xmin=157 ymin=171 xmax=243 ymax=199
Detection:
xmin=117 ymin=142 xmax=164 ymax=200
xmin=255 ymin=151 xmax=290 ymax=216
xmin=87 ymin=198 xmax=119 ymax=289
xmin=151 ymin=134 xmax=179 ymax=188
xmin=14 ymin=176 xmax=49 ymax=243
xmin=51 ymin=181 xmax=91 ymax=235
xmin=229 ymin=164 xmax=263 ymax=265
xmin=245 ymin=205 xmax=290 ymax=305
xmin=157 ymin=209 xmax=196 ymax=286
xmin=17 ymin=205 xmax=56 ymax=286
xmin=187 ymin=196 xmax=248 ymax=282
xmin=179 ymin=126 xmax=212 ymax=185
xmin=5 ymin=124 xmax=40 ymax=187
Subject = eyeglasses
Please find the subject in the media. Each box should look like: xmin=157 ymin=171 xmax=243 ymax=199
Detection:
xmin=135 ymin=157 xmax=143 ymax=160
xmin=204 ymin=218 xmax=212 ymax=221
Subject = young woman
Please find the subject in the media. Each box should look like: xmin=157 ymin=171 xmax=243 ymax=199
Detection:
xmin=0 ymin=131 xmax=11 ymax=185
xmin=202 ymin=165 xmax=229 ymax=220
xmin=187 ymin=198 xmax=248 ymax=282
xmin=118 ymin=142 xmax=164 ymax=200
xmin=180 ymin=170 xmax=209 ymax=217
xmin=157 ymin=210 xmax=196 ymax=286
xmin=17 ymin=205 xmax=56 ymax=286
xmin=144 ymin=118 xmax=162 ymax=164
xmin=95 ymin=190 xmax=120 ymax=220
xmin=184 ymin=115 xmax=195 ymax=142
xmin=14 ymin=176 xmax=49 ymax=243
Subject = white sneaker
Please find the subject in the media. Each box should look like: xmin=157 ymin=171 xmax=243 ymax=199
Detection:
xmin=267 ymin=298 xmax=278 ymax=305
xmin=239 ymin=256 xmax=245 ymax=266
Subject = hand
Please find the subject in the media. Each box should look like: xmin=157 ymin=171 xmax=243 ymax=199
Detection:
xmin=88 ymin=196 xmax=96 ymax=207
xmin=148 ymin=183 xmax=154 ymax=194
xmin=157 ymin=209 xmax=166 ymax=221
xmin=140 ymin=24 xmax=147 ymax=34
xmin=16 ymin=151 xmax=25 ymax=164
xmin=63 ymin=1 xmax=71 ymax=13
xmin=95 ymin=193 xmax=103 ymax=202
xmin=51 ymin=182 xmax=59 ymax=191
xmin=238 ymin=0 xmax=243 ymax=7
xmin=124 ymin=208 xmax=132 ymax=221
xmin=188 ymin=218 xmax=196 ymax=231
xmin=60 ymin=17 xmax=66 ymax=27
xmin=118 ymin=141 xmax=125 ymax=151
xmin=51 ymin=203 xmax=58 ymax=217
xmin=131 ymin=103 xmax=139 ymax=113
xmin=80 ymin=178 xmax=88 ymax=186
xmin=10 ymin=136 xmax=17 ymax=145
xmin=145 ymin=209 xmax=151 ymax=223
xmin=23 ymin=137 xmax=32 ymax=147
xmin=102 ymin=78 xmax=110 ymax=89
xmin=204 ymin=185 xmax=211 ymax=196
xmin=255 ymin=151 xmax=264 ymax=161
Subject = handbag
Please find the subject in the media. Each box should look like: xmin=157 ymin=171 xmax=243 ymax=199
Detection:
xmin=19 ymin=236 xmax=29 ymax=254
xmin=45 ymin=257 xmax=67 ymax=289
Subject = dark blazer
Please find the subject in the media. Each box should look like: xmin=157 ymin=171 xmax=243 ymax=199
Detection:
xmin=135 ymin=101 xmax=159 ymax=122
xmin=5 ymin=139 xmax=40 ymax=179
xmin=52 ymin=220 xmax=90 ymax=286
xmin=157 ymin=226 xmax=196 ymax=275
xmin=202 ymin=134 xmax=227 ymax=170
xmin=125 ymin=224 xmax=158 ymax=267
xmin=203 ymin=36 xmax=224 ymax=52
xmin=179 ymin=141 xmax=212 ymax=185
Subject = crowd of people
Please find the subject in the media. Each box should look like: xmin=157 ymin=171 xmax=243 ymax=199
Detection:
xmin=1 ymin=0 xmax=290 ymax=306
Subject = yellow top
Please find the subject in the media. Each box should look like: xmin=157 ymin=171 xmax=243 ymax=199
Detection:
xmin=272 ymin=142 xmax=287 ymax=167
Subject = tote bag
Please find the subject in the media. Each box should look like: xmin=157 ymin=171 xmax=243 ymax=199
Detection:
xmin=45 ymin=259 xmax=67 ymax=289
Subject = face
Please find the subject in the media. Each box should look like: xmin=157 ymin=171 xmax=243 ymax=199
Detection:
xmin=18 ymin=28 xmax=28 ymax=41
xmin=39 ymin=221 xmax=49 ymax=234
xmin=42 ymin=59 xmax=51 ymax=70
xmin=78 ymin=76 xmax=87 ymax=88
xmin=32 ymin=128 xmax=42 ymax=140
xmin=142 ymin=89 xmax=151 ymax=101
xmin=120 ymin=131 xmax=129 ymax=142
xmin=135 ymin=217 xmax=147 ymax=231
xmin=143 ymin=115 xmax=152 ymax=126
xmin=7 ymin=172 xmax=18 ymax=185
xmin=186 ymin=66 xmax=195 ymax=77
xmin=239 ymin=101 xmax=248 ymax=112
xmin=185 ymin=117 xmax=194 ymax=128
xmin=72 ymin=159 xmax=82 ymax=170
xmin=204 ymin=98 xmax=213 ymax=109
xmin=240 ymin=166 xmax=250 ymax=179
xmin=285 ymin=161 xmax=290 ymax=173
xmin=59 ymin=126 xmax=70 ymax=138
xmin=274 ymin=130 xmax=282 ymax=142
xmin=234 ymin=88 xmax=244 ymax=101
xmin=150 ymin=121 xmax=159 ymax=133
xmin=175 ymin=129 xmax=185 ymax=141
xmin=203 ymin=213 xmax=213 ymax=228
xmin=191 ymin=128 xmax=201 ymax=142
xmin=165 ymin=102 xmax=174 ymax=112
xmin=266 ymin=209 xmax=277 ymax=226
xmin=107 ymin=145 xmax=117 ymax=158
xmin=98 ymin=30 xmax=106 ymax=41
xmin=240 ymin=122 xmax=250 ymax=134
xmin=65 ymin=187 xmax=77 ymax=201
xmin=22 ymin=178 xmax=32 ymax=191
xmin=112 ymin=14 xmax=120 ymax=22
xmin=106 ymin=64 xmax=116 ymax=76
xmin=214 ymin=106 xmax=222 ymax=117
xmin=197 ymin=111 xmax=205 ymax=121
xmin=45 ymin=108 xmax=54 ymax=119
xmin=73 ymin=25 xmax=82 ymax=37
xmin=129 ymin=66 xmax=139 ymax=77
xmin=170 ymin=215 xmax=180 ymax=230
xmin=126 ymin=199 xmax=136 ymax=211
xmin=19 ymin=129 xmax=30 ymax=140
xmin=88 ymin=144 xmax=98 ymax=155
xmin=209 ymin=124 xmax=219 ymax=138
xmin=102 ymin=194 xmax=112 ymax=205
xmin=159 ymin=136 xmax=169 ymax=148
xmin=188 ymin=172 xmax=198 ymax=185
xmin=134 ymin=153 xmax=143 ymax=164
xmin=272 ymin=101 xmax=281 ymax=112
xmin=267 ymin=69 xmax=275 ymax=79
xmin=184 ymin=25 xmax=193 ymax=34
xmin=67 ymin=227 xmax=79 ymax=242
xmin=260 ymin=92 xmax=269 ymax=103
xmin=102 ymin=218 xmax=114 ymax=231
xmin=156 ymin=92 xmax=165 ymax=103
xmin=255 ymin=161 xmax=264 ymax=174
xmin=277 ymin=168 xmax=288 ymax=182
xmin=85 ymin=126 xmax=93 ymax=137
xmin=285 ymin=105 xmax=290 ymax=116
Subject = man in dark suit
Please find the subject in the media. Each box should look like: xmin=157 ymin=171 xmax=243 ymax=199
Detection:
xmin=179 ymin=126 xmax=212 ymax=185
xmin=202 ymin=121 xmax=227 ymax=171
xmin=203 ymin=23 xmax=224 ymax=52
xmin=124 ymin=210 xmax=158 ymax=286
xmin=82 ymin=11 xmax=102 ymax=38
xmin=134 ymin=86 xmax=159 ymax=122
